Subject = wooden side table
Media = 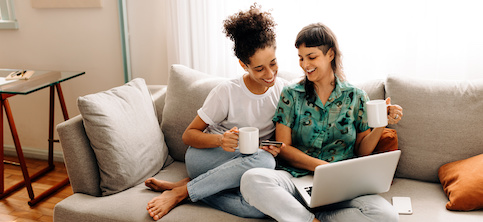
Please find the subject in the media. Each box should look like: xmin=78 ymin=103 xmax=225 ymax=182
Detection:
xmin=0 ymin=69 xmax=85 ymax=206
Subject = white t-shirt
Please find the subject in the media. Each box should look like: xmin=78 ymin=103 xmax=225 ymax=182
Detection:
xmin=198 ymin=75 xmax=289 ymax=141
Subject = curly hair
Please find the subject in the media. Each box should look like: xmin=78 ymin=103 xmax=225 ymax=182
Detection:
xmin=223 ymin=3 xmax=276 ymax=65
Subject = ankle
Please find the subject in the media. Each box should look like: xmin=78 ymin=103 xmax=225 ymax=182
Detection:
xmin=172 ymin=185 xmax=189 ymax=200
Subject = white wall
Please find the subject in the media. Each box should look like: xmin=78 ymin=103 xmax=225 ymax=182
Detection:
xmin=0 ymin=0 xmax=132 ymax=160
xmin=126 ymin=0 xmax=169 ymax=85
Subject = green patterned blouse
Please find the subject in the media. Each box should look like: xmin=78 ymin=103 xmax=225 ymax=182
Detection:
xmin=273 ymin=77 xmax=370 ymax=177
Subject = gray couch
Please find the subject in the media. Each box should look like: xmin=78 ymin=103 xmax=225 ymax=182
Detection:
xmin=54 ymin=65 xmax=483 ymax=222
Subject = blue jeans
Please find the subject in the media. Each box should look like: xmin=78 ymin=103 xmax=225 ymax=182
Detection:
xmin=241 ymin=168 xmax=399 ymax=222
xmin=185 ymin=146 xmax=274 ymax=218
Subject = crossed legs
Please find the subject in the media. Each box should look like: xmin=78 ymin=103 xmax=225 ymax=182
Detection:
xmin=145 ymin=147 xmax=274 ymax=220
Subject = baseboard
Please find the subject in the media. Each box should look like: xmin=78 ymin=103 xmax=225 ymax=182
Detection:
xmin=3 ymin=145 xmax=64 ymax=163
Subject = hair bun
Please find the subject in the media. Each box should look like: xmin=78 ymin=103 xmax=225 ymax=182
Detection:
xmin=223 ymin=4 xmax=276 ymax=64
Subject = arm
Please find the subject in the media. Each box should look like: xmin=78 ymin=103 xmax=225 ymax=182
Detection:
xmin=182 ymin=115 xmax=239 ymax=151
xmin=354 ymin=127 xmax=384 ymax=156
xmin=276 ymin=123 xmax=328 ymax=171
xmin=355 ymin=97 xmax=403 ymax=156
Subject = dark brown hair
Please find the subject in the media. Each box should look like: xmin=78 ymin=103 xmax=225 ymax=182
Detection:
xmin=223 ymin=3 xmax=276 ymax=65
xmin=295 ymin=23 xmax=345 ymax=100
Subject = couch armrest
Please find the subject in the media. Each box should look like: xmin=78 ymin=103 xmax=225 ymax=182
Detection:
xmin=148 ymin=85 xmax=167 ymax=124
xmin=57 ymin=115 xmax=102 ymax=196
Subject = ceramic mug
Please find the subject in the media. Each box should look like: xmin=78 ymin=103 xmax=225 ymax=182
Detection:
xmin=238 ymin=127 xmax=259 ymax=154
xmin=366 ymin=100 xmax=388 ymax=128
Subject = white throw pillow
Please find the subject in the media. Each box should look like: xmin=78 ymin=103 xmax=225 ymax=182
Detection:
xmin=78 ymin=78 xmax=169 ymax=196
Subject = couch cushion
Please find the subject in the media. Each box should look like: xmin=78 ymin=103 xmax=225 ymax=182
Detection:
xmin=439 ymin=154 xmax=483 ymax=211
xmin=54 ymin=161 xmax=273 ymax=222
xmin=380 ymin=178 xmax=483 ymax=222
xmin=385 ymin=75 xmax=483 ymax=182
xmin=162 ymin=65 xmax=227 ymax=161
xmin=77 ymin=78 xmax=169 ymax=196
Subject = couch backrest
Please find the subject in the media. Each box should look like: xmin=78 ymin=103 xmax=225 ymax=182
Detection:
xmin=353 ymin=79 xmax=385 ymax=100
xmin=386 ymin=75 xmax=483 ymax=183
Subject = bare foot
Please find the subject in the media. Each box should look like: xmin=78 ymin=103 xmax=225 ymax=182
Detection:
xmin=147 ymin=185 xmax=189 ymax=220
xmin=145 ymin=177 xmax=190 ymax=192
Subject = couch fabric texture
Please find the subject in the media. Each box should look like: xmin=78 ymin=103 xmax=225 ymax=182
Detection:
xmin=54 ymin=65 xmax=483 ymax=222
xmin=386 ymin=77 xmax=483 ymax=183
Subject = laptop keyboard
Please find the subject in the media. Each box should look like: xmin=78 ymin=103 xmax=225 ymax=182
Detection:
xmin=305 ymin=186 xmax=313 ymax=196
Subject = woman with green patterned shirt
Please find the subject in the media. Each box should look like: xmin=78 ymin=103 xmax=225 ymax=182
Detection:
xmin=241 ymin=23 xmax=403 ymax=222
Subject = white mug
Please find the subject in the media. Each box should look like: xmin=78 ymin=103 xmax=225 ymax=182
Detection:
xmin=366 ymin=100 xmax=388 ymax=128
xmin=238 ymin=127 xmax=259 ymax=154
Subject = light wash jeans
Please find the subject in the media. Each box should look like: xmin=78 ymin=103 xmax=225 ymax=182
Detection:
xmin=241 ymin=168 xmax=399 ymax=222
xmin=185 ymin=146 xmax=274 ymax=218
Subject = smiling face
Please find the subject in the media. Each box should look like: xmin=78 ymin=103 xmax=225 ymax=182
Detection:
xmin=298 ymin=43 xmax=334 ymax=84
xmin=240 ymin=46 xmax=278 ymax=94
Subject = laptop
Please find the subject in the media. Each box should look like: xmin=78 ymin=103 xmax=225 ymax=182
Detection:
xmin=291 ymin=150 xmax=401 ymax=208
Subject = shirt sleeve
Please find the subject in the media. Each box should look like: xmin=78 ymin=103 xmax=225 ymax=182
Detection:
xmin=197 ymin=84 xmax=229 ymax=126
xmin=355 ymin=90 xmax=371 ymax=133
xmin=273 ymin=87 xmax=296 ymax=128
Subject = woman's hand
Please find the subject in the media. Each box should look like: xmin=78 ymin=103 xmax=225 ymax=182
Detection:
xmin=260 ymin=142 xmax=285 ymax=157
xmin=220 ymin=127 xmax=239 ymax=152
xmin=386 ymin=97 xmax=403 ymax=125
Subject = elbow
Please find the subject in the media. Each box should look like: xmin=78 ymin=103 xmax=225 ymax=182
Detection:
xmin=182 ymin=130 xmax=190 ymax=145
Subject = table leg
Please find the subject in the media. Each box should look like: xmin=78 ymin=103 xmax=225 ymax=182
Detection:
xmin=0 ymin=99 xmax=35 ymax=200
xmin=27 ymin=84 xmax=70 ymax=206
xmin=56 ymin=84 xmax=70 ymax=121
xmin=0 ymin=98 xmax=4 ymax=193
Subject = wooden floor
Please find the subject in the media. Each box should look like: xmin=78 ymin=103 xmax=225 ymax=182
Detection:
xmin=0 ymin=155 xmax=72 ymax=222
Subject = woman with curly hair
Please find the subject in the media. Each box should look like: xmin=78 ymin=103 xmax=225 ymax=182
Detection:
xmin=144 ymin=4 xmax=288 ymax=220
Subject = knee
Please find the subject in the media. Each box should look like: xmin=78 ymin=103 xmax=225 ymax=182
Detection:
xmin=240 ymin=168 xmax=270 ymax=197
xmin=372 ymin=208 xmax=399 ymax=222
xmin=240 ymin=169 xmax=257 ymax=194
xmin=245 ymin=150 xmax=275 ymax=169
xmin=360 ymin=195 xmax=399 ymax=222
xmin=377 ymin=204 xmax=399 ymax=222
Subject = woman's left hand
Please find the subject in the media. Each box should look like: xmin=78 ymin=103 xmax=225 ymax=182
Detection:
xmin=386 ymin=97 xmax=403 ymax=124
xmin=260 ymin=142 xmax=285 ymax=157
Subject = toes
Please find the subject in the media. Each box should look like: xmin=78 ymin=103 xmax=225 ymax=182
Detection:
xmin=147 ymin=203 xmax=160 ymax=218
